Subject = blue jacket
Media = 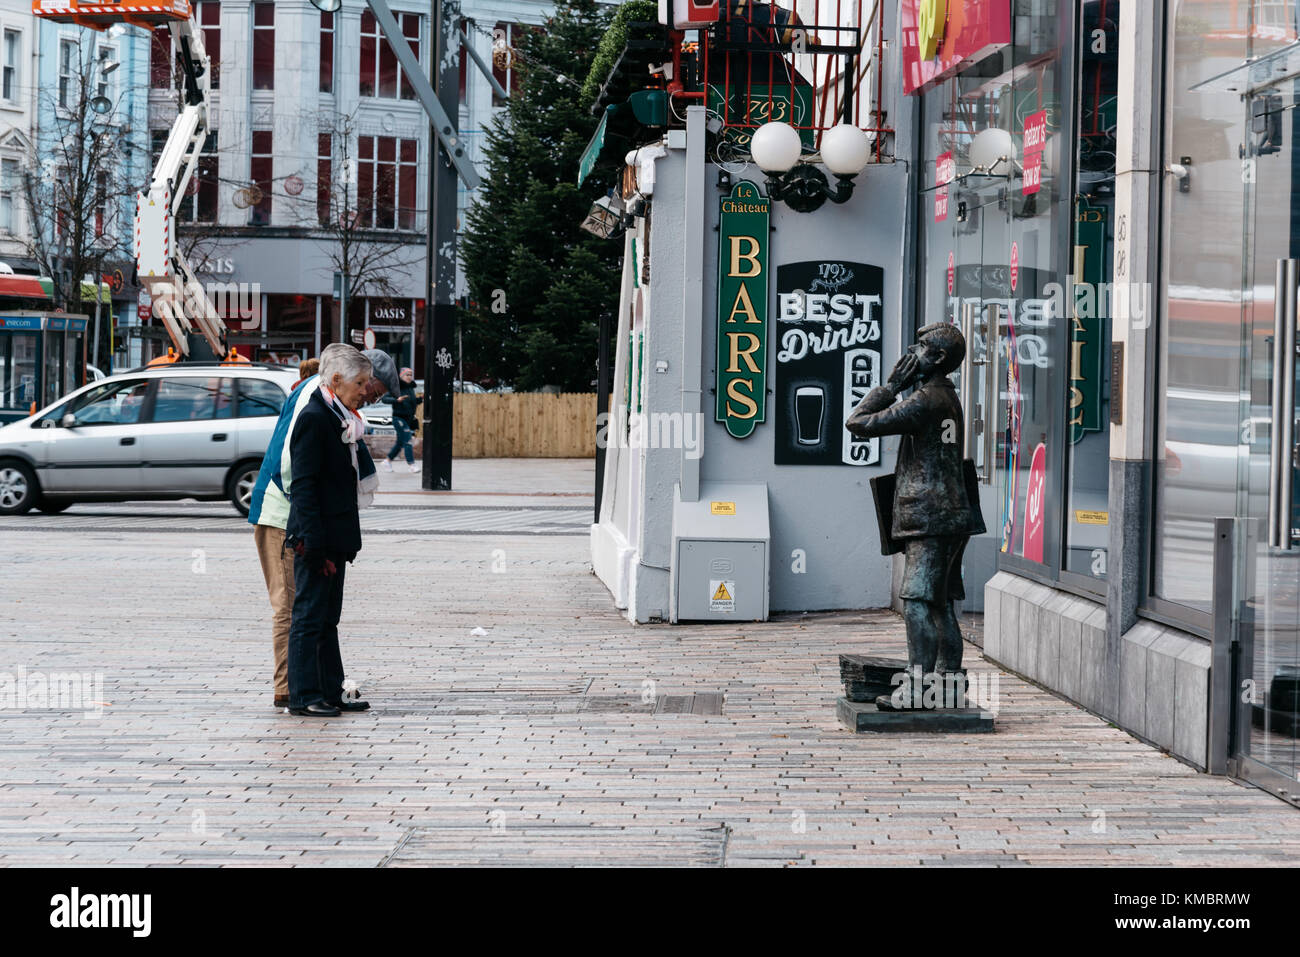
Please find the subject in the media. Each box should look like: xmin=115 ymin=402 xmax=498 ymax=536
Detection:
xmin=248 ymin=374 xmax=319 ymax=529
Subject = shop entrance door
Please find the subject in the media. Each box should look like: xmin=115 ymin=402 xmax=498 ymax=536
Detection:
xmin=1236 ymin=77 xmax=1300 ymax=794
xmin=949 ymin=181 xmax=1008 ymax=610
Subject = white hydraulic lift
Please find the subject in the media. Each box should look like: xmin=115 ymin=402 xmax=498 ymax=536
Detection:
xmin=35 ymin=0 xmax=225 ymax=358
xmin=34 ymin=0 xmax=494 ymax=360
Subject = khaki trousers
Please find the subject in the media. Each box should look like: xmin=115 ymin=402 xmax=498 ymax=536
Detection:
xmin=253 ymin=524 xmax=294 ymax=699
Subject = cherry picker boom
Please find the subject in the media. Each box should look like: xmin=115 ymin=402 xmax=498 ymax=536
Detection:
xmin=33 ymin=0 xmax=226 ymax=359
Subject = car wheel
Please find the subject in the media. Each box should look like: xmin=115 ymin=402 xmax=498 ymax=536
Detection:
xmin=36 ymin=499 xmax=73 ymax=514
xmin=0 ymin=462 xmax=38 ymax=515
xmin=227 ymin=461 xmax=259 ymax=517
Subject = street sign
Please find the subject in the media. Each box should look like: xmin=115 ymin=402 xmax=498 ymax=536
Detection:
xmin=137 ymin=288 xmax=151 ymax=321
xmin=363 ymin=328 xmax=376 ymax=350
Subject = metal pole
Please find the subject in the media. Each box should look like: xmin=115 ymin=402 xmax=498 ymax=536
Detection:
xmin=421 ymin=0 xmax=459 ymax=490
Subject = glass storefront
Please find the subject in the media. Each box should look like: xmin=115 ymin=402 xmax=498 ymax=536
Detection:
xmin=916 ymin=0 xmax=1109 ymax=587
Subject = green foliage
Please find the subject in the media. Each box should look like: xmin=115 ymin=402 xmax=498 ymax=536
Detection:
xmin=580 ymin=0 xmax=660 ymax=110
xmin=462 ymin=0 xmax=624 ymax=392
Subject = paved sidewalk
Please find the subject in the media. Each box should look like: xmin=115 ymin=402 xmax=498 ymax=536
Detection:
xmin=2 ymin=521 xmax=1299 ymax=865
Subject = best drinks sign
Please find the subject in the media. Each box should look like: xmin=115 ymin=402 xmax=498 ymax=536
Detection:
xmin=774 ymin=260 xmax=884 ymax=466
xmin=715 ymin=182 xmax=770 ymax=439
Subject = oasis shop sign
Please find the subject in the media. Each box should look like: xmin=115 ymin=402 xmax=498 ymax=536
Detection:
xmin=774 ymin=261 xmax=883 ymax=466
xmin=715 ymin=181 xmax=770 ymax=439
xmin=900 ymin=0 xmax=1012 ymax=95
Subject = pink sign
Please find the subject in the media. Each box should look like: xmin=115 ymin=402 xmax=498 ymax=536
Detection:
xmin=1022 ymin=110 xmax=1048 ymax=154
xmin=1009 ymin=241 xmax=1019 ymax=292
xmin=934 ymin=150 xmax=954 ymax=221
xmin=1022 ymin=442 xmax=1046 ymax=563
xmin=946 ymin=252 xmax=954 ymax=294
xmin=1022 ymin=150 xmax=1042 ymax=195
xmin=901 ymin=0 xmax=1013 ymax=95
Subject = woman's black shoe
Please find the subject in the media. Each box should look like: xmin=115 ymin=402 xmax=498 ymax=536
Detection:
xmin=289 ymin=702 xmax=341 ymax=717
xmin=329 ymin=700 xmax=370 ymax=712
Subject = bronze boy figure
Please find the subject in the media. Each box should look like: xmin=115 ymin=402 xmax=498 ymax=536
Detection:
xmin=846 ymin=323 xmax=985 ymax=710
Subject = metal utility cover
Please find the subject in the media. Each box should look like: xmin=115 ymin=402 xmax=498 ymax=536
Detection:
xmin=671 ymin=481 xmax=770 ymax=622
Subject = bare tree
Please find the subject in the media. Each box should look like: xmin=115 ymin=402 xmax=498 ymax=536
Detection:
xmin=313 ymin=111 xmax=425 ymax=323
xmin=21 ymin=36 xmax=143 ymax=314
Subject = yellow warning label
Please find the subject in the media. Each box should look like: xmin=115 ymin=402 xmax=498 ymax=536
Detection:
xmin=709 ymin=579 xmax=736 ymax=612
xmin=1075 ymin=510 xmax=1109 ymax=525
xmin=710 ymin=501 xmax=736 ymax=515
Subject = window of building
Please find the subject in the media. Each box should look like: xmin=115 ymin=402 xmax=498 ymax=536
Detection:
xmin=356 ymin=135 xmax=418 ymax=230
xmin=0 ymin=158 xmax=18 ymax=233
xmin=252 ymin=2 xmax=274 ymax=91
xmin=3 ymin=30 xmax=20 ymax=103
xmin=152 ymin=130 xmax=218 ymax=223
xmin=95 ymin=45 xmax=115 ymax=104
xmin=359 ymin=9 xmax=421 ymax=100
xmin=58 ymin=38 xmax=77 ymax=109
xmin=319 ymin=10 xmax=334 ymax=94
xmin=250 ymin=129 xmax=272 ymax=225
xmin=317 ymin=133 xmax=332 ymax=226
xmin=150 ymin=2 xmax=219 ymax=91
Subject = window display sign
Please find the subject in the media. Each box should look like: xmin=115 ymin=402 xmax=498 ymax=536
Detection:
xmin=1022 ymin=110 xmax=1047 ymax=195
xmin=1071 ymin=198 xmax=1107 ymax=443
xmin=901 ymin=0 xmax=1012 ymax=95
xmin=715 ymin=181 xmax=770 ymax=439
xmin=935 ymin=150 xmax=954 ymax=221
xmin=774 ymin=260 xmax=883 ymax=466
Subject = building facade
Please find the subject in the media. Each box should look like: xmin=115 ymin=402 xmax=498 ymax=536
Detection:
xmin=123 ymin=0 xmax=554 ymax=374
xmin=594 ymin=0 xmax=1300 ymax=805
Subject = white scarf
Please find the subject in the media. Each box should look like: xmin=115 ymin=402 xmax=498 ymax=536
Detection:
xmin=319 ymin=385 xmax=380 ymax=509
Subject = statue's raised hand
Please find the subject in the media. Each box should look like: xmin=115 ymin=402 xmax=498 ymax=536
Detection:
xmin=886 ymin=353 xmax=921 ymax=394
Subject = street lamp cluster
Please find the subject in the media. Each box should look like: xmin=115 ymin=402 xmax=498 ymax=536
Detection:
xmin=749 ymin=121 xmax=872 ymax=213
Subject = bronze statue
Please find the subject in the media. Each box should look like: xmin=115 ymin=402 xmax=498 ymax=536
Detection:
xmin=846 ymin=323 xmax=985 ymax=710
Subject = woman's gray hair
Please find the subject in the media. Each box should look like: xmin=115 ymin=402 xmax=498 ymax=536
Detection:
xmin=319 ymin=343 xmax=372 ymax=388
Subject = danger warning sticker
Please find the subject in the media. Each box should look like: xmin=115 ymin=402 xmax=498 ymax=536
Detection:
xmin=709 ymin=580 xmax=736 ymax=613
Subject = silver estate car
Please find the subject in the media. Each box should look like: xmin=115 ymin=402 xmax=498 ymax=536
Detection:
xmin=0 ymin=362 xmax=300 ymax=516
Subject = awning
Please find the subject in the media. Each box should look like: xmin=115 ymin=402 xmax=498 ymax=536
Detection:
xmin=36 ymin=277 xmax=111 ymax=304
xmin=0 ymin=274 xmax=49 ymax=299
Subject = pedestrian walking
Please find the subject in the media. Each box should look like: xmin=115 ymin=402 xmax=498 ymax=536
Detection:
xmin=284 ymin=345 xmax=379 ymax=717
xmin=382 ymin=366 xmax=420 ymax=473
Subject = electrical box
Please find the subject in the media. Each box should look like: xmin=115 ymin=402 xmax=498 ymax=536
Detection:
xmin=671 ymin=481 xmax=770 ymax=622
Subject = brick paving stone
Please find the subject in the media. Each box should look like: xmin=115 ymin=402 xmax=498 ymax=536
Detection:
xmin=2 ymin=505 xmax=1300 ymax=866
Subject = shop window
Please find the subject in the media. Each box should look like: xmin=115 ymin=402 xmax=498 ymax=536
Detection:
xmin=915 ymin=0 xmax=1072 ymax=579
xmin=317 ymin=133 xmax=332 ymax=227
xmin=250 ymin=129 xmax=272 ymax=226
xmin=320 ymin=10 xmax=334 ymax=94
xmin=0 ymin=158 xmax=18 ymax=234
xmin=152 ymin=130 xmax=218 ymax=223
xmin=356 ymin=135 xmax=418 ymax=229
xmin=252 ymin=2 xmax=274 ymax=91
xmin=359 ymin=9 xmax=421 ymax=100
xmin=3 ymin=29 xmax=20 ymax=103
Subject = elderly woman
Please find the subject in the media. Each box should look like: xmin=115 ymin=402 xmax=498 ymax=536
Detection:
xmin=284 ymin=344 xmax=377 ymax=717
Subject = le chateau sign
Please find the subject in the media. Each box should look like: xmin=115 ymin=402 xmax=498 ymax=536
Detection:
xmin=715 ymin=181 xmax=770 ymax=439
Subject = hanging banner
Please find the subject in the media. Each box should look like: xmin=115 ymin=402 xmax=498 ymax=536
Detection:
xmin=774 ymin=260 xmax=884 ymax=466
xmin=715 ymin=181 xmax=770 ymax=439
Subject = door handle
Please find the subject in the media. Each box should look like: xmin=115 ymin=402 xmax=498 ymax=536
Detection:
xmin=119 ymin=436 xmax=135 ymax=446
xmin=211 ymin=433 xmax=228 ymax=442
xmin=1269 ymin=258 xmax=1297 ymax=549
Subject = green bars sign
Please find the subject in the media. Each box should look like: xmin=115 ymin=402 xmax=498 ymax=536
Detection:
xmin=1070 ymin=196 xmax=1106 ymax=444
xmin=716 ymin=181 xmax=770 ymax=439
